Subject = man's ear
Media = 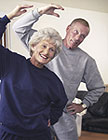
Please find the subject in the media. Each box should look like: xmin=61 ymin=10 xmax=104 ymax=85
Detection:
xmin=66 ymin=25 xmax=71 ymax=32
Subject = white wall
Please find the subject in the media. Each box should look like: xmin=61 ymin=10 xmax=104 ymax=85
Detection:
xmin=0 ymin=1 xmax=108 ymax=89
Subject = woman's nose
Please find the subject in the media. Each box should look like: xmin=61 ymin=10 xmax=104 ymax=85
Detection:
xmin=44 ymin=48 xmax=49 ymax=55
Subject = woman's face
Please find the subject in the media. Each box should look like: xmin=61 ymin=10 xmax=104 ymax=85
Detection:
xmin=30 ymin=39 xmax=56 ymax=68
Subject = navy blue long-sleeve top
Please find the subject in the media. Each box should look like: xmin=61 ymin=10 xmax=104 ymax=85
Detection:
xmin=0 ymin=16 xmax=67 ymax=137
xmin=0 ymin=15 xmax=10 ymax=39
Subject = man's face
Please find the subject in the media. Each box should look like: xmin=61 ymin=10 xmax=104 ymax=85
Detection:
xmin=31 ymin=40 xmax=56 ymax=68
xmin=64 ymin=22 xmax=89 ymax=49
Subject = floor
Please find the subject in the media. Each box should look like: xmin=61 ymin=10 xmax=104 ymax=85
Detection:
xmin=79 ymin=131 xmax=108 ymax=140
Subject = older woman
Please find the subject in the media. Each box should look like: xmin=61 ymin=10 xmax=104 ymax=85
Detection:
xmin=0 ymin=5 xmax=67 ymax=140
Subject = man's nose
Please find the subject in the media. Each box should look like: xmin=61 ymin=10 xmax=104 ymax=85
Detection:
xmin=75 ymin=34 xmax=80 ymax=40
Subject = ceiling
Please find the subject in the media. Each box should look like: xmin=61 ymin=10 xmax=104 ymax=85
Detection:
xmin=26 ymin=0 xmax=108 ymax=13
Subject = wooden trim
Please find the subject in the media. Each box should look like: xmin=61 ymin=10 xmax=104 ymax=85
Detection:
xmin=0 ymin=31 xmax=7 ymax=48
xmin=0 ymin=38 xmax=2 ymax=45
xmin=4 ymin=31 xmax=6 ymax=48
xmin=0 ymin=17 xmax=7 ymax=48
xmin=105 ymin=84 xmax=108 ymax=92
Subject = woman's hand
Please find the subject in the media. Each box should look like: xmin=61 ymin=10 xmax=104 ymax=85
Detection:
xmin=7 ymin=4 xmax=33 ymax=20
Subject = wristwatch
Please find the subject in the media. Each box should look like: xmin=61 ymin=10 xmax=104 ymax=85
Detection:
xmin=81 ymin=102 xmax=87 ymax=109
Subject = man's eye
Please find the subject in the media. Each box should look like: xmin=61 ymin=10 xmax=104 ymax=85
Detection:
xmin=73 ymin=30 xmax=78 ymax=34
xmin=80 ymin=35 xmax=85 ymax=40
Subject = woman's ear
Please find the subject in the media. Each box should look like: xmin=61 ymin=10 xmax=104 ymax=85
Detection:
xmin=31 ymin=44 xmax=36 ymax=52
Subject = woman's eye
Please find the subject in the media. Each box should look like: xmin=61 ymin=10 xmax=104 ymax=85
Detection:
xmin=50 ymin=48 xmax=55 ymax=52
xmin=42 ymin=45 xmax=46 ymax=48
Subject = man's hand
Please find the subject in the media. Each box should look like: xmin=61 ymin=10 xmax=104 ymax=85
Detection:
xmin=7 ymin=4 xmax=33 ymax=20
xmin=66 ymin=103 xmax=85 ymax=115
xmin=38 ymin=3 xmax=64 ymax=17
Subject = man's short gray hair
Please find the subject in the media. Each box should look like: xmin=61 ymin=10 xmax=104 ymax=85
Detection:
xmin=29 ymin=27 xmax=62 ymax=57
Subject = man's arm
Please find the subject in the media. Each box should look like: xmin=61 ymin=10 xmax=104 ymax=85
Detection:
xmin=67 ymin=58 xmax=105 ymax=115
xmin=82 ymin=58 xmax=105 ymax=106
xmin=13 ymin=3 xmax=64 ymax=50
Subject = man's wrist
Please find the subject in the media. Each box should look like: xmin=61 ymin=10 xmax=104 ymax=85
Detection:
xmin=37 ymin=8 xmax=44 ymax=16
xmin=32 ymin=8 xmax=41 ymax=18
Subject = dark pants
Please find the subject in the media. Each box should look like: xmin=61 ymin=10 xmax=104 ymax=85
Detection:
xmin=0 ymin=128 xmax=52 ymax=140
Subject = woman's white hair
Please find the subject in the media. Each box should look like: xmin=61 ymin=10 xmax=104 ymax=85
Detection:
xmin=29 ymin=27 xmax=62 ymax=57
